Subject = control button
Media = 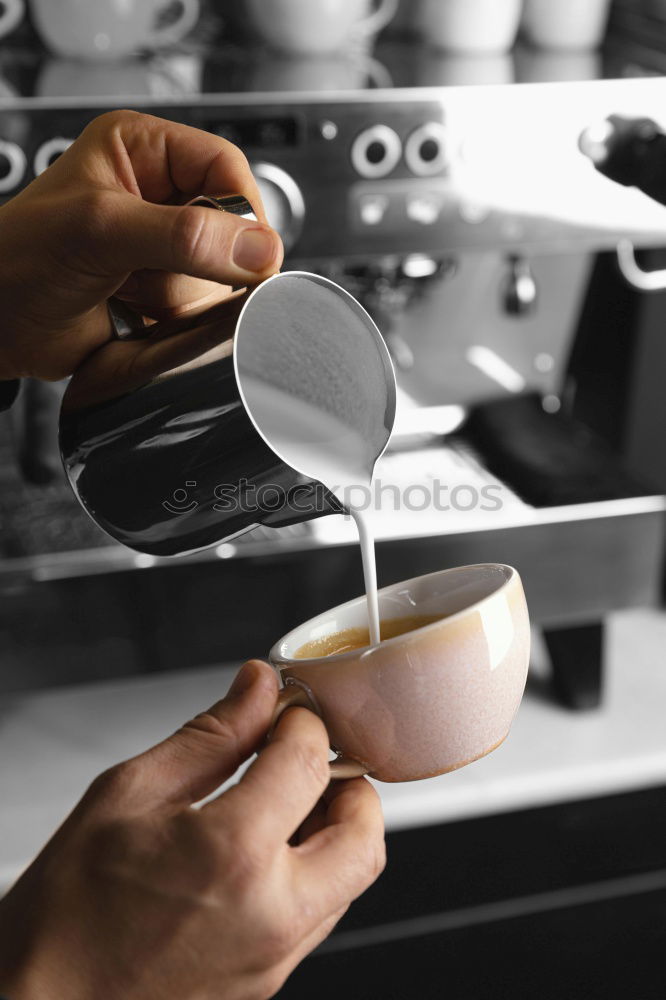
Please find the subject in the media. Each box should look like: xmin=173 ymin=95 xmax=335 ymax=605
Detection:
xmin=405 ymin=122 xmax=449 ymax=177
xmin=459 ymin=200 xmax=490 ymax=224
xmin=406 ymin=193 xmax=442 ymax=226
xmin=252 ymin=161 xmax=305 ymax=253
xmin=351 ymin=125 xmax=402 ymax=179
xmin=359 ymin=194 xmax=390 ymax=227
xmin=534 ymin=353 xmax=555 ymax=373
xmin=319 ymin=119 xmax=338 ymax=141
xmin=0 ymin=140 xmax=26 ymax=193
xmin=34 ymin=137 xmax=73 ymax=176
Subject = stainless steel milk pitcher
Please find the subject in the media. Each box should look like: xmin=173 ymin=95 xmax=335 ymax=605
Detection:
xmin=59 ymin=195 xmax=396 ymax=557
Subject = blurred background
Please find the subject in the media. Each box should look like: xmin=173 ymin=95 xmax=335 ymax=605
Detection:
xmin=1 ymin=0 xmax=666 ymax=996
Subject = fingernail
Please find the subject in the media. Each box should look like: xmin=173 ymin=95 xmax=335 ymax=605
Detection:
xmin=227 ymin=662 xmax=256 ymax=700
xmin=233 ymin=227 xmax=276 ymax=273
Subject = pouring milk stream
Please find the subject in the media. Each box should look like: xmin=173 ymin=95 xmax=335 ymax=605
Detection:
xmin=235 ymin=272 xmax=396 ymax=647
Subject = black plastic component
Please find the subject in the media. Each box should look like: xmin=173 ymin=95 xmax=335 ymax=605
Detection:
xmin=544 ymin=621 xmax=604 ymax=710
xmin=582 ymin=114 xmax=666 ymax=206
xmin=457 ymin=393 xmax=649 ymax=507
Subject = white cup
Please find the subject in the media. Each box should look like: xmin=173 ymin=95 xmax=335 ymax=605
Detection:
xmin=270 ymin=564 xmax=530 ymax=783
xmin=521 ymin=0 xmax=612 ymax=50
xmin=246 ymin=0 xmax=399 ymax=55
xmin=30 ymin=0 xmax=200 ymax=60
xmin=0 ymin=0 xmax=24 ymax=39
xmin=416 ymin=0 xmax=523 ymax=54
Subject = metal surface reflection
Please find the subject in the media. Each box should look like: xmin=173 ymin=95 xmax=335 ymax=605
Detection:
xmin=60 ymin=270 xmax=396 ymax=558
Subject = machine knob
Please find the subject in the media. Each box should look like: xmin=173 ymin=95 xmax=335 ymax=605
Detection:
xmin=404 ymin=122 xmax=449 ymax=177
xmin=0 ymin=139 xmax=26 ymax=194
xmin=351 ymin=124 xmax=402 ymax=179
xmin=252 ymin=162 xmax=305 ymax=254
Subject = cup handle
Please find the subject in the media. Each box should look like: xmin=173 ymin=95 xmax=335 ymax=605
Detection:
xmin=270 ymin=681 xmax=369 ymax=781
xmin=0 ymin=0 xmax=24 ymax=40
xmin=150 ymin=0 xmax=200 ymax=48
xmin=357 ymin=0 xmax=399 ymax=38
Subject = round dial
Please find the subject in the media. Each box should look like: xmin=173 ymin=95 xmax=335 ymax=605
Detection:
xmin=351 ymin=125 xmax=402 ymax=179
xmin=405 ymin=123 xmax=449 ymax=177
xmin=252 ymin=162 xmax=305 ymax=254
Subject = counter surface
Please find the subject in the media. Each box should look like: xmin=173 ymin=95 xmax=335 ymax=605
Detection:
xmin=2 ymin=607 xmax=666 ymax=893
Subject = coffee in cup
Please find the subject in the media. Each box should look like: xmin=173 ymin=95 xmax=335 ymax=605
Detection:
xmin=295 ymin=614 xmax=445 ymax=658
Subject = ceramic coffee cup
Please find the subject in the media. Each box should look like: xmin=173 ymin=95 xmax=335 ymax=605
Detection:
xmin=416 ymin=0 xmax=523 ymax=54
xmin=246 ymin=0 xmax=399 ymax=56
xmin=521 ymin=0 xmax=612 ymax=51
xmin=30 ymin=0 xmax=200 ymax=60
xmin=270 ymin=564 xmax=530 ymax=783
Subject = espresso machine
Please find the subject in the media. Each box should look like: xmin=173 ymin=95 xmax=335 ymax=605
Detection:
xmin=1 ymin=11 xmax=666 ymax=710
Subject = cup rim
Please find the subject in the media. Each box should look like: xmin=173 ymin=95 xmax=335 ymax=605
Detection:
xmin=270 ymin=562 xmax=518 ymax=665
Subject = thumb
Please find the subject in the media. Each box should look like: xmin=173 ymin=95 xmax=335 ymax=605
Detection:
xmin=98 ymin=192 xmax=284 ymax=286
xmin=117 ymin=660 xmax=279 ymax=810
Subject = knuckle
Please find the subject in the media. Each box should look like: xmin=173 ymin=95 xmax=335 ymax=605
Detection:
xmin=369 ymin=837 xmax=387 ymax=880
xmin=86 ymin=108 xmax=139 ymax=135
xmin=291 ymin=738 xmax=330 ymax=790
xmin=357 ymin=835 xmax=387 ymax=887
xmin=85 ymin=760 xmax=139 ymax=805
xmin=81 ymin=187 xmax=114 ymax=223
xmin=183 ymin=708 xmax=240 ymax=747
xmin=65 ymin=189 xmax=116 ymax=255
xmin=331 ymin=830 xmax=386 ymax=898
xmin=213 ymin=140 xmax=250 ymax=173
xmin=178 ymin=709 xmax=242 ymax=763
xmin=170 ymin=206 xmax=212 ymax=273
